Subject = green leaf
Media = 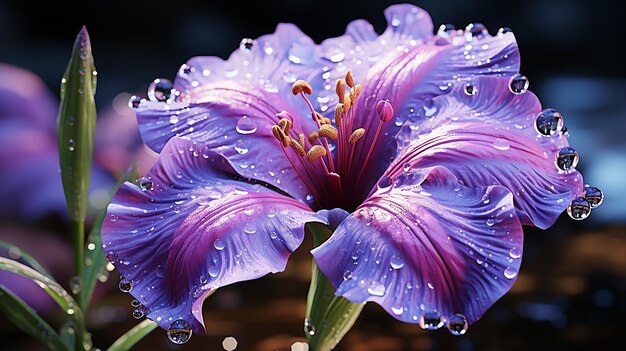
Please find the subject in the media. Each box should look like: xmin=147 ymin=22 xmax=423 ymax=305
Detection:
xmin=80 ymin=210 xmax=106 ymax=308
xmin=305 ymin=223 xmax=364 ymax=351
xmin=0 ymin=284 xmax=69 ymax=351
xmin=0 ymin=240 xmax=53 ymax=279
xmin=106 ymin=320 xmax=158 ymax=351
xmin=57 ymin=26 xmax=97 ymax=222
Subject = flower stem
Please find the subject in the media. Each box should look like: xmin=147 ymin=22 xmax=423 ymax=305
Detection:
xmin=72 ymin=219 xmax=85 ymax=303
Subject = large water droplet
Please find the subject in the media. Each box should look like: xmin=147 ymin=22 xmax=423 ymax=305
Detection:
xmin=419 ymin=311 xmax=445 ymax=330
xmin=367 ymin=282 xmax=386 ymax=297
xmin=235 ymin=116 xmax=257 ymax=135
xmin=555 ymin=147 xmax=579 ymax=171
xmin=214 ymin=239 xmax=225 ymax=250
xmin=131 ymin=299 xmax=141 ymax=308
xmin=567 ymin=197 xmax=591 ymax=220
xmin=504 ymin=266 xmax=518 ymax=279
xmin=128 ymin=95 xmax=142 ymax=109
xmin=243 ymin=223 xmax=257 ymax=234
xmin=239 ymin=38 xmax=255 ymax=52
xmin=119 ymin=277 xmax=133 ymax=293
xmin=509 ymin=246 xmax=522 ymax=259
xmin=535 ymin=108 xmax=563 ymax=136
xmin=167 ymin=319 xmax=192 ymax=344
xmin=138 ymin=177 xmax=153 ymax=191
xmin=446 ymin=314 xmax=468 ymax=335
xmin=583 ymin=186 xmax=604 ymax=208
xmin=132 ymin=308 xmax=145 ymax=319
xmin=509 ymin=73 xmax=529 ymax=94
xmin=106 ymin=252 xmax=119 ymax=263
xmin=377 ymin=176 xmax=393 ymax=191
xmin=234 ymin=140 xmax=249 ymax=155
xmin=390 ymin=255 xmax=405 ymax=269
xmin=464 ymin=82 xmax=477 ymax=96
xmin=208 ymin=265 xmax=218 ymax=278
xmin=304 ymin=318 xmax=315 ymax=336
xmin=492 ymin=138 xmax=510 ymax=151
xmin=437 ymin=24 xmax=456 ymax=37
xmin=464 ymin=23 xmax=488 ymax=41
xmin=147 ymin=78 xmax=174 ymax=103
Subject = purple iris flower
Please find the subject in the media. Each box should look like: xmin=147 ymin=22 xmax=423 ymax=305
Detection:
xmin=102 ymin=4 xmax=589 ymax=338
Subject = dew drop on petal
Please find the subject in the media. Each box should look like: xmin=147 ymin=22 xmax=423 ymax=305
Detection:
xmin=106 ymin=252 xmax=119 ymax=263
xmin=390 ymin=255 xmax=405 ymax=269
xmin=492 ymin=138 xmax=510 ymax=151
xmin=214 ymin=239 xmax=225 ymax=250
xmin=504 ymin=266 xmax=518 ymax=279
xmin=555 ymin=147 xmax=579 ymax=171
xmin=498 ymin=27 xmax=513 ymax=36
xmin=234 ymin=140 xmax=249 ymax=154
xmin=167 ymin=319 xmax=192 ymax=344
xmin=178 ymin=63 xmax=193 ymax=78
xmin=343 ymin=270 xmax=353 ymax=281
xmin=583 ymin=186 xmax=604 ymax=208
xmin=147 ymin=78 xmax=174 ymax=102
xmin=132 ymin=308 xmax=144 ymax=319
xmin=118 ymin=277 xmax=133 ymax=293
xmin=208 ymin=265 xmax=218 ymax=278
xmin=464 ymin=82 xmax=477 ymax=96
xmin=138 ymin=177 xmax=153 ymax=191
xmin=464 ymin=23 xmax=488 ymax=41
xmin=243 ymin=223 xmax=257 ymax=234
xmin=377 ymin=176 xmax=393 ymax=191
xmin=128 ymin=95 xmax=142 ymax=109
xmin=535 ymin=108 xmax=563 ymax=136
xmin=367 ymin=282 xmax=386 ymax=297
xmin=437 ymin=24 xmax=456 ymax=37
xmin=419 ymin=311 xmax=444 ymax=330
xmin=235 ymin=116 xmax=257 ymax=135
xmin=403 ymin=163 xmax=412 ymax=172
xmin=567 ymin=197 xmax=591 ymax=220
xmin=509 ymin=246 xmax=522 ymax=259
xmin=239 ymin=38 xmax=255 ymax=52
xmin=391 ymin=306 xmax=404 ymax=315
xmin=509 ymin=73 xmax=529 ymax=94
xmin=447 ymin=314 xmax=468 ymax=335
xmin=131 ymin=299 xmax=141 ymax=308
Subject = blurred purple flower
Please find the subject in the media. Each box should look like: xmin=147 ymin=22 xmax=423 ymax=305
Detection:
xmin=102 ymin=4 xmax=586 ymax=337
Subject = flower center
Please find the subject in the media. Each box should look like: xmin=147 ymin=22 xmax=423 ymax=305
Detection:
xmin=270 ymin=71 xmax=394 ymax=210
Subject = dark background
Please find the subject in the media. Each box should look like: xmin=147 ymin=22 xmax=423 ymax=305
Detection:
xmin=1 ymin=0 xmax=625 ymax=350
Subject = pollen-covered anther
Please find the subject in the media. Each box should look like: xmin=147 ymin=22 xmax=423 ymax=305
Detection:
xmin=298 ymin=133 xmax=305 ymax=147
xmin=290 ymin=139 xmax=306 ymax=156
xmin=271 ymin=125 xmax=291 ymax=147
xmin=334 ymin=104 xmax=344 ymax=127
xmin=348 ymin=128 xmax=366 ymax=144
xmin=318 ymin=124 xmax=339 ymax=140
xmin=343 ymin=93 xmax=352 ymax=110
xmin=314 ymin=112 xmax=331 ymax=125
xmin=292 ymin=80 xmax=313 ymax=95
xmin=335 ymin=79 xmax=346 ymax=100
xmin=376 ymin=99 xmax=394 ymax=122
xmin=308 ymin=131 xmax=319 ymax=144
xmin=278 ymin=118 xmax=292 ymax=133
xmin=306 ymin=145 xmax=327 ymax=162
xmin=345 ymin=70 xmax=354 ymax=88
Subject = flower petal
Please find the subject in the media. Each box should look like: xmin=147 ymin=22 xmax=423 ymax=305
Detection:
xmin=318 ymin=4 xmax=520 ymax=195
xmin=389 ymin=76 xmax=583 ymax=228
xmin=312 ymin=167 xmax=523 ymax=325
xmin=136 ymin=24 xmax=327 ymax=202
xmin=102 ymin=138 xmax=325 ymax=333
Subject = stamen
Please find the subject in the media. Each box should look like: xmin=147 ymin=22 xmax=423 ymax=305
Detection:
xmin=334 ymin=104 xmax=344 ymax=127
xmin=292 ymin=80 xmax=313 ymax=95
xmin=272 ymin=125 xmax=291 ymax=147
xmin=348 ymin=128 xmax=365 ymax=144
xmin=308 ymin=131 xmax=319 ymax=144
xmin=345 ymin=70 xmax=354 ymax=88
xmin=318 ymin=125 xmax=338 ymax=140
xmin=306 ymin=145 xmax=327 ymax=162
xmin=343 ymin=93 xmax=352 ymax=110
xmin=290 ymin=139 xmax=306 ymax=156
xmin=298 ymin=133 xmax=306 ymax=148
xmin=335 ymin=79 xmax=346 ymax=100
xmin=278 ymin=118 xmax=292 ymax=133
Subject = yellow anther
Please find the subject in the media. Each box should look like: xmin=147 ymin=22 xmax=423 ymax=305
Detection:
xmin=314 ymin=112 xmax=324 ymax=123
xmin=290 ymin=139 xmax=306 ymax=156
xmin=318 ymin=124 xmax=338 ymax=140
xmin=278 ymin=118 xmax=292 ymax=133
xmin=306 ymin=145 xmax=327 ymax=162
xmin=299 ymin=133 xmax=305 ymax=147
xmin=345 ymin=70 xmax=354 ymax=88
xmin=321 ymin=117 xmax=332 ymax=125
xmin=343 ymin=93 xmax=352 ymax=110
xmin=334 ymin=104 xmax=343 ymax=127
xmin=308 ymin=131 xmax=319 ymax=144
xmin=292 ymin=80 xmax=313 ymax=95
xmin=272 ymin=125 xmax=291 ymax=147
xmin=348 ymin=128 xmax=366 ymax=144
xmin=355 ymin=84 xmax=362 ymax=99
xmin=335 ymin=79 xmax=346 ymax=100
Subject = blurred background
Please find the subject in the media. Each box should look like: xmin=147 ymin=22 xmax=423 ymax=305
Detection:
xmin=0 ymin=0 xmax=624 ymax=350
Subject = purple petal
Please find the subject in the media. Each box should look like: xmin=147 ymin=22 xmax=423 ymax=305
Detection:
xmin=317 ymin=4 xmax=520 ymax=196
xmin=135 ymin=24 xmax=328 ymax=203
xmin=312 ymin=167 xmax=523 ymax=325
xmin=389 ymin=76 xmax=583 ymax=228
xmin=102 ymin=137 xmax=326 ymax=333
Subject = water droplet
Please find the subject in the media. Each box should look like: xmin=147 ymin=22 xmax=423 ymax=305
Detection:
xmin=214 ymin=239 xmax=225 ymax=250
xmin=132 ymin=308 xmax=144 ymax=319
xmin=583 ymin=186 xmax=604 ymax=208
xmin=282 ymin=70 xmax=297 ymax=83
xmin=504 ymin=266 xmax=518 ymax=279
xmin=509 ymin=246 xmax=522 ymax=259
xmin=343 ymin=270 xmax=353 ymax=280
xmin=305 ymin=194 xmax=314 ymax=203
xmin=377 ymin=176 xmax=393 ymax=191
xmin=492 ymin=138 xmax=510 ymax=151
xmin=567 ymin=197 xmax=591 ymax=220
xmin=486 ymin=218 xmax=496 ymax=227
xmin=509 ymin=73 xmax=529 ymax=94
xmin=169 ymin=115 xmax=179 ymax=124
xmin=427 ymin=282 xmax=435 ymax=290
xmin=69 ymin=276 xmax=81 ymax=295
xmin=178 ymin=63 xmax=193 ymax=78
xmin=128 ymin=95 xmax=142 ymax=109
xmin=222 ymin=336 xmax=238 ymax=351
xmin=243 ymin=223 xmax=257 ymax=234
xmin=147 ymin=78 xmax=174 ymax=103
xmin=555 ymin=147 xmax=579 ymax=171
xmin=208 ymin=265 xmax=218 ymax=278
xmin=234 ymin=140 xmax=249 ymax=154
xmin=119 ymin=277 xmax=133 ymax=293
xmin=403 ymin=163 xmax=411 ymax=172
xmin=131 ymin=299 xmax=141 ymax=308
xmin=167 ymin=319 xmax=192 ymax=344
xmin=390 ymin=255 xmax=405 ymax=269
xmin=446 ymin=314 xmax=468 ymax=335
xmin=239 ymin=38 xmax=255 ymax=52
xmin=437 ymin=24 xmax=456 ymax=37
xmin=464 ymin=23 xmax=488 ymax=41
xmin=106 ymin=252 xmax=119 ymax=263
xmin=535 ymin=108 xmax=564 ymax=136
xmin=235 ymin=116 xmax=257 ymax=135
xmin=391 ymin=306 xmax=404 ymax=315
xmin=67 ymin=303 xmax=75 ymax=315
xmin=464 ymin=82 xmax=477 ymax=96
xmin=367 ymin=282 xmax=386 ymax=297
xmin=68 ymin=139 xmax=76 ymax=152
xmin=498 ymin=27 xmax=513 ymax=36
xmin=138 ymin=177 xmax=153 ymax=191
xmin=304 ymin=318 xmax=315 ymax=336
xmin=419 ymin=311 xmax=445 ymax=330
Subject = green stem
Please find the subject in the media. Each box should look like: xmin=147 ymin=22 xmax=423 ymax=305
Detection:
xmin=106 ymin=320 xmax=158 ymax=351
xmin=72 ymin=219 xmax=85 ymax=351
